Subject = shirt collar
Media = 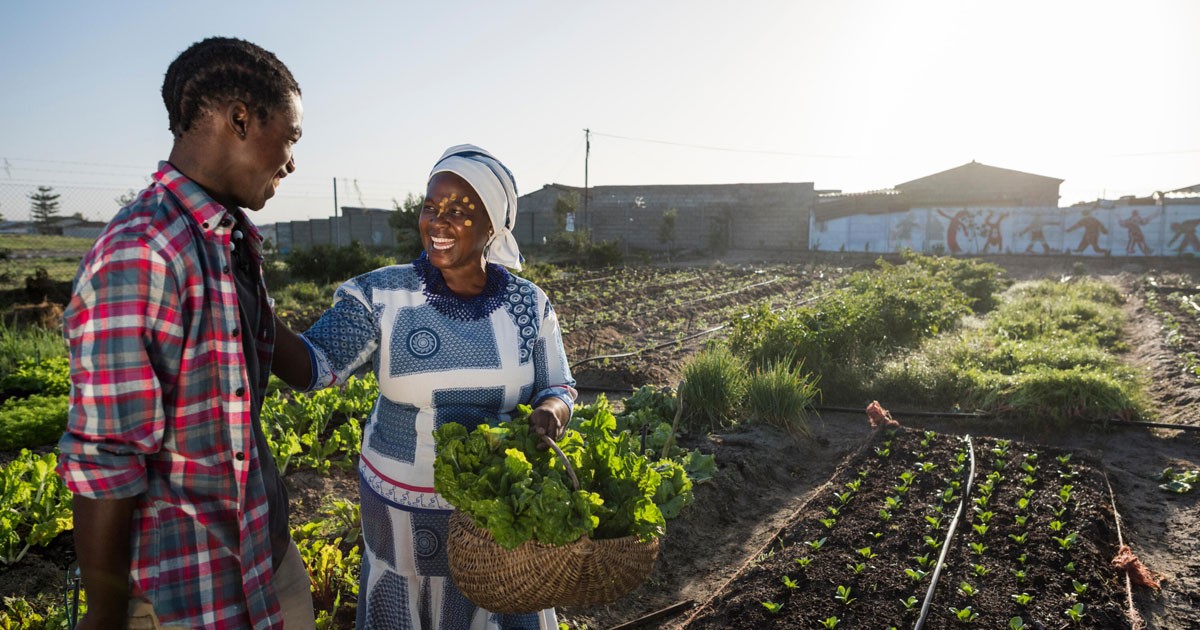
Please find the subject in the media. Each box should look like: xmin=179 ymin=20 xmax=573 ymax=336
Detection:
xmin=154 ymin=161 xmax=263 ymax=246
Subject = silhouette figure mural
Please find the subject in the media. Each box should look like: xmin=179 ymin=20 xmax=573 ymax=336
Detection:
xmin=1018 ymin=213 xmax=1053 ymax=254
xmin=890 ymin=213 xmax=920 ymax=250
xmin=1168 ymin=218 xmax=1200 ymax=254
xmin=980 ymin=211 xmax=1008 ymax=254
xmin=1118 ymin=209 xmax=1160 ymax=255
xmin=936 ymin=209 xmax=971 ymax=254
xmin=1066 ymin=210 xmax=1109 ymax=255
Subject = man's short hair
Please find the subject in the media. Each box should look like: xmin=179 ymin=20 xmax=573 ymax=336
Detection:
xmin=162 ymin=37 xmax=301 ymax=138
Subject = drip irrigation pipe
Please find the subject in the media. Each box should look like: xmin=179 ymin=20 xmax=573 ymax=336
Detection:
xmin=816 ymin=406 xmax=1200 ymax=432
xmin=606 ymin=599 xmax=695 ymax=630
xmin=914 ymin=434 xmax=977 ymax=630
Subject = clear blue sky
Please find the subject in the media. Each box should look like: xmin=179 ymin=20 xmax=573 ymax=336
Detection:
xmin=3 ymin=0 xmax=1199 ymax=223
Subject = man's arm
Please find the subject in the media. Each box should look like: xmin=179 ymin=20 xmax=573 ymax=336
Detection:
xmin=73 ymin=495 xmax=137 ymax=630
xmin=272 ymin=314 xmax=313 ymax=390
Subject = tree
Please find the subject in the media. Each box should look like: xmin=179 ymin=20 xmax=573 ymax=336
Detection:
xmin=658 ymin=208 xmax=678 ymax=261
xmin=553 ymin=191 xmax=580 ymax=233
xmin=388 ymin=192 xmax=425 ymax=261
xmin=28 ymin=186 xmax=61 ymax=224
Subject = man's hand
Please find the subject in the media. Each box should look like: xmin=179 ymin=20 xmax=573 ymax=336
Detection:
xmin=73 ymin=495 xmax=137 ymax=630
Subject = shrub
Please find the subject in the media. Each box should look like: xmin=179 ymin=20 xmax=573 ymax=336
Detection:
xmin=745 ymin=360 xmax=820 ymax=437
xmin=0 ymin=395 xmax=69 ymax=450
xmin=901 ymin=251 xmax=1011 ymax=313
xmin=285 ymin=241 xmax=395 ymax=285
xmin=0 ymin=356 xmax=70 ymax=401
xmin=680 ymin=346 xmax=746 ymax=432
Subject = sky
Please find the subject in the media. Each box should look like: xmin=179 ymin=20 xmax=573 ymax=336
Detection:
xmin=2 ymin=0 xmax=1199 ymax=224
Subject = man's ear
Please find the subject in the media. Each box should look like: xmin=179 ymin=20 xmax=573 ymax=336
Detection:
xmin=225 ymin=100 xmax=251 ymax=140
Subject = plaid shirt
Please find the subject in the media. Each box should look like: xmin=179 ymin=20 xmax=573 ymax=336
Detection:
xmin=57 ymin=163 xmax=283 ymax=629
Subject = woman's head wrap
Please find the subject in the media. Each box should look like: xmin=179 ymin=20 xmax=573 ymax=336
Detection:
xmin=429 ymin=144 xmax=523 ymax=270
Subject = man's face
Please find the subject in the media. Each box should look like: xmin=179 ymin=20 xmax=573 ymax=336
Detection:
xmin=230 ymin=93 xmax=303 ymax=211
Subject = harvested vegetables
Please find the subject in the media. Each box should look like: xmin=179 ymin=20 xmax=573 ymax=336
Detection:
xmin=433 ymin=403 xmax=693 ymax=550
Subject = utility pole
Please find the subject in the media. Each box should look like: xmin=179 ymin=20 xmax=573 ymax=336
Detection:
xmin=332 ymin=177 xmax=340 ymax=246
xmin=583 ymin=128 xmax=590 ymax=232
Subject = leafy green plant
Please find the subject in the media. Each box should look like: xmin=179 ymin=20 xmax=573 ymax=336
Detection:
xmin=1012 ymin=592 xmax=1034 ymax=607
xmin=0 ymin=393 xmax=68 ymax=450
xmin=958 ymin=581 xmax=978 ymax=598
xmin=1009 ymin=616 xmax=1027 ymax=629
xmin=805 ymin=537 xmax=828 ymax=551
xmin=1053 ymin=532 xmax=1079 ymax=551
xmin=818 ymin=616 xmax=839 ymax=628
xmin=969 ymin=542 xmax=987 ymax=556
xmin=0 ymin=450 xmax=73 ymax=565
xmin=950 ymin=606 xmax=978 ymax=623
xmin=1072 ymin=579 xmax=1088 ymax=595
xmin=761 ymin=601 xmax=783 ymax=614
xmin=834 ymin=585 xmax=856 ymax=607
xmin=1064 ymin=603 xmax=1085 ymax=624
xmin=900 ymin=596 xmax=918 ymax=611
xmin=905 ymin=568 xmax=928 ymax=582
xmin=780 ymin=574 xmax=799 ymax=589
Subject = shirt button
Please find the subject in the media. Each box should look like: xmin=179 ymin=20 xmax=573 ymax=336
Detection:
xmin=202 ymin=222 xmax=210 ymax=229
xmin=236 ymin=387 xmax=246 ymax=397
xmin=235 ymin=451 xmax=245 ymax=461
xmin=232 ymin=328 xmax=240 ymax=337
xmin=223 ymin=265 xmax=231 ymax=274
xmin=219 ymin=218 xmax=232 ymax=227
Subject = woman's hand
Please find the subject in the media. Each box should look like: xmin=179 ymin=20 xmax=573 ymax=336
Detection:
xmin=529 ymin=397 xmax=570 ymax=449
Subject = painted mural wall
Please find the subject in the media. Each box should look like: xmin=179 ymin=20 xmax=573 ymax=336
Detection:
xmin=810 ymin=204 xmax=1200 ymax=257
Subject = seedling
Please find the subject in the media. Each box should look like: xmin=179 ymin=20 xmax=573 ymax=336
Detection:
xmin=845 ymin=478 xmax=863 ymax=493
xmin=898 ymin=471 xmax=917 ymax=485
xmin=878 ymin=509 xmax=893 ymax=523
xmin=905 ymin=568 xmax=929 ymax=582
xmin=993 ymin=458 xmax=1007 ymax=471
xmin=914 ymin=553 xmax=933 ymax=569
xmin=1058 ymin=485 xmax=1073 ymax=504
xmin=893 ymin=483 xmax=911 ymax=496
xmin=856 ymin=546 xmax=877 ymax=560
xmin=1063 ymin=561 xmax=1076 ymax=573
xmin=941 ymin=488 xmax=957 ymax=504
xmin=875 ymin=446 xmax=891 ymax=458
xmin=950 ymin=606 xmax=979 ymax=623
xmin=1049 ymin=520 xmax=1064 ymax=532
xmin=1072 ymin=579 xmax=1088 ymax=595
xmin=1053 ymin=532 xmax=1079 ymax=551
xmin=1008 ymin=532 xmax=1030 ymax=545
xmin=819 ymin=517 xmax=837 ymax=530
xmin=958 ymin=581 xmax=979 ymax=598
xmin=1014 ymin=515 xmax=1030 ymax=527
xmin=834 ymin=584 xmax=856 ymax=607
xmin=1016 ymin=553 xmax=1027 ymax=565
xmin=1015 ymin=497 xmax=1030 ymax=512
xmin=1011 ymin=568 xmax=1028 ymax=583
xmin=972 ymin=523 xmax=989 ymax=536
xmin=918 ymin=461 xmax=937 ymax=473
xmin=1056 ymin=453 xmax=1072 ymax=466
xmin=973 ymin=495 xmax=991 ymax=509
xmin=969 ymin=542 xmax=987 ymax=556
xmin=1011 ymin=592 xmax=1034 ymax=607
xmin=761 ymin=601 xmax=782 ymax=614
xmin=827 ymin=505 xmax=841 ymax=517
xmin=1021 ymin=475 xmax=1037 ymax=487
xmin=971 ymin=563 xmax=990 ymax=577
xmin=867 ymin=531 xmax=884 ymax=539
xmin=835 ymin=491 xmax=854 ymax=506
xmin=1009 ymin=617 xmax=1027 ymax=630
xmin=923 ymin=535 xmax=942 ymax=550
xmin=805 ymin=538 xmax=827 ymax=551
xmin=1064 ymin=603 xmax=1085 ymax=624
xmin=818 ymin=617 xmax=839 ymax=629
xmin=926 ymin=515 xmax=944 ymax=530
xmin=847 ymin=562 xmax=867 ymax=575
xmin=885 ymin=496 xmax=903 ymax=510
xmin=780 ymin=574 xmax=798 ymax=589
xmin=900 ymin=596 xmax=919 ymax=611
xmin=1020 ymin=461 xmax=1037 ymax=474
xmin=974 ymin=510 xmax=994 ymax=524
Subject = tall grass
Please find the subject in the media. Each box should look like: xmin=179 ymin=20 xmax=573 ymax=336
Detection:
xmin=680 ymin=345 xmax=746 ymax=432
xmin=745 ymin=360 xmax=820 ymax=438
xmin=0 ymin=322 xmax=66 ymax=378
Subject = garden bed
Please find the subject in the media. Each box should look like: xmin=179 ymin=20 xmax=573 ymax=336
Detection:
xmin=682 ymin=426 xmax=1132 ymax=629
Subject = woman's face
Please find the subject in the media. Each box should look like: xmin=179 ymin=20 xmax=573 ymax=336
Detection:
xmin=420 ymin=172 xmax=493 ymax=273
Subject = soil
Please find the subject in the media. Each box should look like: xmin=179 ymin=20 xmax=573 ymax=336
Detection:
xmin=3 ymin=252 xmax=1198 ymax=630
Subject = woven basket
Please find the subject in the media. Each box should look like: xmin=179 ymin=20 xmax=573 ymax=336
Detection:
xmin=446 ymin=436 xmax=660 ymax=614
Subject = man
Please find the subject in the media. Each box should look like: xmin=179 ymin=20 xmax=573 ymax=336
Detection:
xmin=57 ymin=37 xmax=315 ymax=629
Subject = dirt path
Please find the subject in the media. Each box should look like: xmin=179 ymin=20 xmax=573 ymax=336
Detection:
xmin=560 ymin=257 xmax=1200 ymax=630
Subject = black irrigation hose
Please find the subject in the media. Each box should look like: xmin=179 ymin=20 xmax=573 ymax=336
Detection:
xmin=915 ymin=434 xmax=977 ymax=630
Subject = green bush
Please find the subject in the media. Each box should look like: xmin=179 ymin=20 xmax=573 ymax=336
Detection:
xmin=0 ymin=395 xmax=68 ymax=450
xmin=680 ymin=345 xmax=746 ymax=432
xmin=0 ymin=356 xmax=70 ymax=400
xmin=745 ymin=360 xmax=820 ymax=437
xmin=285 ymin=241 xmax=395 ymax=285
xmin=901 ymin=251 xmax=1011 ymax=313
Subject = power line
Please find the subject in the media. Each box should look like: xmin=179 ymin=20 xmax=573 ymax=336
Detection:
xmin=589 ymin=131 xmax=854 ymax=159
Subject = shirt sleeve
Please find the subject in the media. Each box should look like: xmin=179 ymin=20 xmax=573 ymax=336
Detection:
xmin=57 ymin=236 xmax=181 ymax=500
xmin=531 ymin=288 xmax=577 ymax=411
xmin=300 ymin=278 xmax=380 ymax=390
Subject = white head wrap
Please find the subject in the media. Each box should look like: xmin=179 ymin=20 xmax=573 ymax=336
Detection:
xmin=429 ymin=144 xmax=523 ymax=271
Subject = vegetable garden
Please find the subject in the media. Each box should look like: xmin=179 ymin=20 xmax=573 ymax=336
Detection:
xmin=1 ymin=236 xmax=1199 ymax=629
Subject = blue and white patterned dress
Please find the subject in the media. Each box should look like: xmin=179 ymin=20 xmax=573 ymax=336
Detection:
xmin=302 ymin=254 xmax=576 ymax=630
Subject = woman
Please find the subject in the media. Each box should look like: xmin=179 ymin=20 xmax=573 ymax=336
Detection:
xmin=275 ymin=145 xmax=575 ymax=629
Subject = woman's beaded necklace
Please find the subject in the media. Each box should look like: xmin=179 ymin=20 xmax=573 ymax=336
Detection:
xmin=413 ymin=253 xmax=509 ymax=321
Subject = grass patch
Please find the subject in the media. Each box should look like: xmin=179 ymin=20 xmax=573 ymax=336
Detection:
xmin=0 ymin=323 xmax=66 ymax=378
xmin=745 ymin=360 xmax=820 ymax=438
xmin=871 ymin=278 xmax=1148 ymax=423
xmin=680 ymin=345 xmax=746 ymax=432
xmin=0 ymin=234 xmax=95 ymax=254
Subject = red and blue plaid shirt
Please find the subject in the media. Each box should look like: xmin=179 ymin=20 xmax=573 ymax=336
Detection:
xmin=57 ymin=163 xmax=283 ymax=629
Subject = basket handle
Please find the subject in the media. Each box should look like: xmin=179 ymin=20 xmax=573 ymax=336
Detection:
xmin=540 ymin=434 xmax=580 ymax=492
